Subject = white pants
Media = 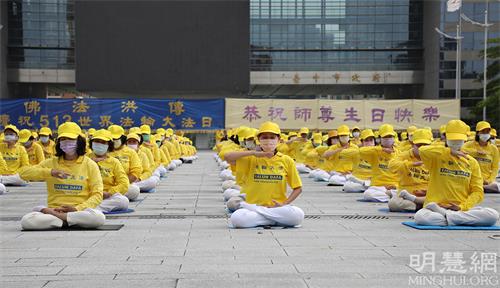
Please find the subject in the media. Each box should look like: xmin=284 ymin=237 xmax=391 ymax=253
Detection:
xmin=0 ymin=183 xmax=5 ymax=194
xmin=220 ymin=161 xmax=230 ymax=170
xmin=363 ymin=186 xmax=391 ymax=203
xmin=313 ymin=170 xmax=331 ymax=182
xmin=167 ymin=162 xmax=176 ymax=170
xmin=125 ymin=184 xmax=140 ymax=201
xmin=296 ymin=163 xmax=311 ymax=174
xmin=0 ymin=174 xmax=28 ymax=186
xmin=21 ymin=208 xmax=105 ymax=230
xmin=415 ymin=206 xmax=499 ymax=226
xmin=230 ymin=203 xmax=304 ymax=228
xmin=219 ymin=169 xmax=235 ymax=181
xmin=343 ymin=181 xmax=368 ymax=193
xmin=97 ymin=193 xmax=129 ymax=213
xmin=308 ymin=169 xmax=319 ymax=178
xmin=388 ymin=196 xmax=416 ymax=212
xmin=222 ymin=180 xmax=238 ymax=191
xmin=135 ymin=176 xmax=160 ymax=192
xmin=173 ymin=159 xmax=182 ymax=166
xmin=223 ymin=188 xmax=242 ymax=202
xmin=153 ymin=166 xmax=167 ymax=178
xmin=328 ymin=172 xmax=350 ymax=185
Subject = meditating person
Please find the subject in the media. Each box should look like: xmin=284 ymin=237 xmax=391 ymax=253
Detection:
xmin=322 ymin=125 xmax=359 ymax=186
xmin=18 ymin=129 xmax=45 ymax=165
xmin=414 ymin=120 xmax=499 ymax=226
xmin=343 ymin=129 xmax=375 ymax=193
xmin=19 ymin=122 xmax=105 ymax=230
xmin=387 ymin=129 xmax=431 ymax=212
xmin=89 ymin=129 xmax=130 ymax=213
xmin=225 ymin=121 xmax=304 ymax=228
xmin=126 ymin=133 xmax=159 ymax=192
xmin=0 ymin=125 xmax=30 ymax=186
xmin=38 ymin=127 xmax=56 ymax=159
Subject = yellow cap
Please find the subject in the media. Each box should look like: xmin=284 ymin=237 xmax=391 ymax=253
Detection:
xmin=407 ymin=125 xmax=417 ymax=135
xmin=129 ymin=127 xmax=141 ymax=135
xmin=412 ymin=129 xmax=433 ymax=145
xmin=140 ymin=124 xmax=151 ymax=134
xmin=360 ymin=129 xmax=375 ymax=140
xmin=337 ymin=125 xmax=349 ymax=136
xmin=108 ymin=125 xmax=125 ymax=139
xmin=288 ymin=132 xmax=297 ymax=137
xmin=156 ymin=128 xmax=166 ymax=136
xmin=18 ymin=129 xmax=33 ymax=143
xmin=378 ymin=124 xmax=395 ymax=137
xmin=312 ymin=133 xmax=322 ymax=144
xmin=401 ymin=132 xmax=408 ymax=140
xmin=257 ymin=121 xmax=281 ymax=136
xmin=299 ymin=127 xmax=309 ymax=135
xmin=327 ymin=130 xmax=338 ymax=138
xmin=93 ymin=129 xmax=112 ymax=142
xmin=322 ymin=135 xmax=329 ymax=142
xmin=280 ymin=134 xmax=289 ymax=141
xmin=374 ymin=131 xmax=379 ymax=138
xmin=439 ymin=125 xmax=446 ymax=134
xmin=476 ymin=121 xmax=491 ymax=132
xmin=32 ymin=131 xmax=38 ymax=139
xmin=58 ymin=122 xmax=82 ymax=140
xmin=88 ymin=128 xmax=96 ymax=136
xmin=352 ymin=126 xmax=360 ymax=132
xmin=126 ymin=133 xmax=141 ymax=141
xmin=445 ymin=120 xmax=468 ymax=141
xmin=491 ymin=128 xmax=497 ymax=137
xmin=166 ymin=128 xmax=174 ymax=137
xmin=39 ymin=127 xmax=52 ymax=136
xmin=4 ymin=124 xmax=19 ymax=135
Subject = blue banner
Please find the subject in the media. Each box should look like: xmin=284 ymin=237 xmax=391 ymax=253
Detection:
xmin=0 ymin=99 xmax=224 ymax=131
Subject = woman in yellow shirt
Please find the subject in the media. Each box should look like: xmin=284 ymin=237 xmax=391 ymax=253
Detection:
xmin=414 ymin=120 xmax=499 ymax=226
xmin=90 ymin=129 xmax=130 ymax=213
xmin=19 ymin=122 xmax=106 ymax=230
xmin=323 ymin=125 xmax=359 ymax=186
xmin=343 ymin=129 xmax=375 ymax=193
xmin=0 ymin=125 xmax=30 ymax=186
xmin=18 ymin=129 xmax=45 ymax=165
xmin=38 ymin=127 xmax=56 ymax=159
xmin=224 ymin=121 xmax=304 ymax=228
xmin=126 ymin=133 xmax=159 ymax=192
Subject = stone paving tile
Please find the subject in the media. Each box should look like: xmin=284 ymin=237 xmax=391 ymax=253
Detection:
xmin=1 ymin=151 xmax=499 ymax=288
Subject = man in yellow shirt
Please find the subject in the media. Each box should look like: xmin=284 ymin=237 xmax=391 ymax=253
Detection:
xmin=287 ymin=127 xmax=311 ymax=173
xmin=1 ymin=125 xmax=30 ymax=186
xmin=225 ymin=121 xmax=304 ymax=228
xmin=343 ymin=129 xmax=375 ymax=193
xmin=38 ymin=127 xmax=56 ymax=159
xmin=414 ymin=120 xmax=499 ymax=226
xmin=387 ymin=129 xmax=431 ymax=212
xmin=18 ymin=129 xmax=45 ymax=165
xmin=360 ymin=124 xmax=399 ymax=202
xmin=19 ymin=122 xmax=106 ymax=230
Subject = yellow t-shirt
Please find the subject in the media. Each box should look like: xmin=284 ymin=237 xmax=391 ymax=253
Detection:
xmin=109 ymin=146 xmax=142 ymax=180
xmin=137 ymin=149 xmax=153 ymax=180
xmin=38 ymin=140 xmax=56 ymax=159
xmin=419 ymin=145 xmax=483 ymax=211
xmin=325 ymin=143 xmax=359 ymax=173
xmin=388 ymin=149 xmax=429 ymax=193
xmin=462 ymin=141 xmax=499 ymax=184
xmin=359 ymin=146 xmax=399 ymax=187
xmin=90 ymin=154 xmax=129 ymax=195
xmin=236 ymin=152 xmax=302 ymax=207
xmin=25 ymin=142 xmax=45 ymax=165
xmin=289 ymin=140 xmax=308 ymax=163
xmin=0 ymin=143 xmax=30 ymax=174
xmin=19 ymin=156 xmax=103 ymax=211
xmin=351 ymin=150 xmax=372 ymax=181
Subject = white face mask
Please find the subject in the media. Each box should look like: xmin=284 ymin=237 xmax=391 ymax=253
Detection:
xmin=339 ymin=136 xmax=349 ymax=144
xmin=447 ymin=140 xmax=464 ymax=152
xmin=352 ymin=132 xmax=360 ymax=138
xmin=375 ymin=138 xmax=381 ymax=145
xmin=491 ymin=139 xmax=496 ymax=145
xmin=408 ymin=135 xmax=413 ymax=142
xmin=40 ymin=136 xmax=49 ymax=143
xmin=23 ymin=141 xmax=32 ymax=147
xmin=92 ymin=142 xmax=109 ymax=156
xmin=244 ymin=140 xmax=256 ymax=150
xmin=259 ymin=138 xmax=278 ymax=152
xmin=113 ymin=139 xmax=122 ymax=149
xmin=479 ymin=134 xmax=491 ymax=142
xmin=127 ymin=144 xmax=138 ymax=151
xmin=381 ymin=137 xmax=394 ymax=147
xmin=4 ymin=134 xmax=17 ymax=142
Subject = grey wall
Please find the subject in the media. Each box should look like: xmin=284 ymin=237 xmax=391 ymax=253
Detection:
xmin=0 ymin=0 xmax=8 ymax=98
xmin=422 ymin=0 xmax=441 ymax=99
xmin=75 ymin=0 xmax=249 ymax=96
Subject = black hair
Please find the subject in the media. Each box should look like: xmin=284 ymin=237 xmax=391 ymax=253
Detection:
xmin=113 ymin=135 xmax=127 ymax=148
xmin=90 ymin=139 xmax=114 ymax=153
xmin=229 ymin=135 xmax=240 ymax=145
xmin=55 ymin=135 xmax=87 ymax=157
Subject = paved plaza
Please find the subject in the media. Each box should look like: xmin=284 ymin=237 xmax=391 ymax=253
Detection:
xmin=1 ymin=151 xmax=499 ymax=288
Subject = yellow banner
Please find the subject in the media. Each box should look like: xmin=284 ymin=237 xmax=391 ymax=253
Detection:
xmin=225 ymin=99 xmax=460 ymax=130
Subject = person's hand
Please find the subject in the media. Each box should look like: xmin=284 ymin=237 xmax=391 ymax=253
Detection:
xmin=477 ymin=150 xmax=487 ymax=155
xmin=254 ymin=151 xmax=274 ymax=158
xmin=413 ymin=161 xmax=423 ymax=166
xmin=483 ymin=180 xmax=489 ymax=185
xmin=54 ymin=205 xmax=77 ymax=213
xmin=382 ymin=147 xmax=394 ymax=154
xmin=451 ymin=150 xmax=468 ymax=159
xmin=385 ymin=185 xmax=397 ymax=190
xmin=267 ymin=200 xmax=284 ymax=208
xmin=41 ymin=207 xmax=55 ymax=214
xmin=103 ymin=192 xmax=111 ymax=199
xmin=438 ymin=203 xmax=461 ymax=211
xmin=413 ymin=190 xmax=427 ymax=197
xmin=128 ymin=175 xmax=137 ymax=184
xmin=51 ymin=169 xmax=71 ymax=179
